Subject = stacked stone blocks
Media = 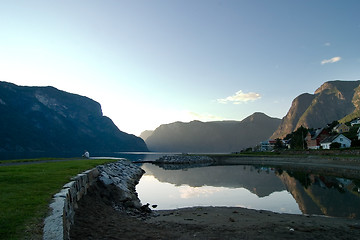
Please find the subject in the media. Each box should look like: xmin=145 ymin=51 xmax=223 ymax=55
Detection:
xmin=43 ymin=168 xmax=100 ymax=240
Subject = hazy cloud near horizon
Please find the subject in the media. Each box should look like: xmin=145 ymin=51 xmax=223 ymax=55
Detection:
xmin=217 ymin=90 xmax=261 ymax=104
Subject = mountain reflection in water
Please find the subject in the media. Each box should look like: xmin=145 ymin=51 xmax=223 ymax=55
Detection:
xmin=136 ymin=163 xmax=360 ymax=218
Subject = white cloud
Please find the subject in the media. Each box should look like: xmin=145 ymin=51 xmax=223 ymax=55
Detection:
xmin=321 ymin=56 xmax=341 ymax=65
xmin=324 ymin=42 xmax=331 ymax=47
xmin=217 ymin=90 xmax=261 ymax=104
xmin=179 ymin=186 xmax=222 ymax=199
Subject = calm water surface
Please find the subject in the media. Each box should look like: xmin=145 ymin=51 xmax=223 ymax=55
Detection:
xmin=2 ymin=152 xmax=360 ymax=218
xmin=0 ymin=151 xmax=170 ymax=161
xmin=136 ymin=162 xmax=360 ymax=219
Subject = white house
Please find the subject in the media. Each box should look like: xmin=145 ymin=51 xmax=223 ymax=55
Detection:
xmin=260 ymin=140 xmax=274 ymax=151
xmin=351 ymin=118 xmax=360 ymax=126
xmin=320 ymin=134 xmax=351 ymax=149
xmin=357 ymin=127 xmax=360 ymax=140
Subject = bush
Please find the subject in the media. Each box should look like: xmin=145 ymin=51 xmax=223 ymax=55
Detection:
xmin=330 ymin=142 xmax=342 ymax=149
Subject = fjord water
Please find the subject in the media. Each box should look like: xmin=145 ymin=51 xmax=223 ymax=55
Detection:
xmin=136 ymin=163 xmax=360 ymax=219
xmin=0 ymin=151 xmax=169 ymax=161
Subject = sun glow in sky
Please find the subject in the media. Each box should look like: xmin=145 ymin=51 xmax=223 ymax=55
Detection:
xmin=1 ymin=0 xmax=360 ymax=135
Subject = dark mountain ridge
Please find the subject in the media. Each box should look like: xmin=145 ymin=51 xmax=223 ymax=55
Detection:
xmin=0 ymin=81 xmax=148 ymax=153
xmin=271 ymin=80 xmax=360 ymax=139
xmin=144 ymin=112 xmax=281 ymax=153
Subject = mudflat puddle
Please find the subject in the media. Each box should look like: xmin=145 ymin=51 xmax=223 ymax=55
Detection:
xmin=137 ymin=163 xmax=360 ymax=218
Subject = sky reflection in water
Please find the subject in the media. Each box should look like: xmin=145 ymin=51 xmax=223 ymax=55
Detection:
xmin=136 ymin=163 xmax=301 ymax=214
xmin=137 ymin=163 xmax=360 ymax=218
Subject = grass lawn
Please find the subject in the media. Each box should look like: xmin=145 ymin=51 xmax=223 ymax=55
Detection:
xmin=0 ymin=158 xmax=117 ymax=240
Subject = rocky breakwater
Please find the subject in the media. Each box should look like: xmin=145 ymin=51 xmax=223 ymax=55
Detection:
xmin=96 ymin=160 xmax=145 ymax=210
xmin=155 ymin=155 xmax=214 ymax=164
xmin=43 ymin=160 xmax=145 ymax=240
xmin=153 ymin=155 xmax=214 ymax=170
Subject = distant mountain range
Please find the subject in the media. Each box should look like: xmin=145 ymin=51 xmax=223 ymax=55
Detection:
xmin=143 ymin=80 xmax=360 ymax=152
xmin=0 ymin=81 xmax=148 ymax=153
xmin=271 ymin=80 xmax=360 ymax=139
xmin=3 ymin=80 xmax=360 ymax=154
xmin=142 ymin=112 xmax=281 ymax=153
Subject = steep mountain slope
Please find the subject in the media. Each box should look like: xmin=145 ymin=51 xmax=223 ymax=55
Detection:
xmin=0 ymin=81 xmax=148 ymax=152
xmin=139 ymin=130 xmax=154 ymax=141
xmin=271 ymin=80 xmax=360 ymax=139
xmin=144 ymin=112 xmax=281 ymax=153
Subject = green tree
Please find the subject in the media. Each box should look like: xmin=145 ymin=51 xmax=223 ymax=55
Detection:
xmin=330 ymin=142 xmax=341 ymax=149
xmin=290 ymin=126 xmax=308 ymax=150
xmin=326 ymin=120 xmax=339 ymax=134
xmin=274 ymin=138 xmax=284 ymax=150
xmin=344 ymin=126 xmax=359 ymax=141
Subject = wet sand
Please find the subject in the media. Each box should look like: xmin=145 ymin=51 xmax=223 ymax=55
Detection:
xmin=70 ymin=188 xmax=360 ymax=240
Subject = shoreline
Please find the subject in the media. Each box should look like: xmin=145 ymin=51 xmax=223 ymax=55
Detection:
xmin=70 ymin=156 xmax=360 ymax=239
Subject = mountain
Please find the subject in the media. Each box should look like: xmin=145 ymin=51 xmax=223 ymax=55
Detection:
xmin=144 ymin=112 xmax=281 ymax=153
xmin=0 ymin=81 xmax=148 ymax=153
xmin=271 ymin=80 xmax=360 ymax=139
xmin=139 ymin=130 xmax=154 ymax=141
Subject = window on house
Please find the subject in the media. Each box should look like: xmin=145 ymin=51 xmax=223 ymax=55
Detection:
xmin=340 ymin=138 xmax=343 ymax=141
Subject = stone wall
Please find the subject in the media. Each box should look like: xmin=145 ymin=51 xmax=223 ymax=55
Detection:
xmin=43 ymin=160 xmax=144 ymax=240
xmin=43 ymin=168 xmax=100 ymax=240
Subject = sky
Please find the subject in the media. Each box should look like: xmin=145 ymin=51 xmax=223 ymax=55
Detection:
xmin=1 ymin=0 xmax=360 ymax=136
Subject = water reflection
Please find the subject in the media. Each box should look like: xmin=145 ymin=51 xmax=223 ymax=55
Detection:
xmin=137 ymin=164 xmax=301 ymax=214
xmin=137 ymin=163 xmax=360 ymax=218
xmin=141 ymin=164 xmax=286 ymax=197
xmin=280 ymin=169 xmax=360 ymax=218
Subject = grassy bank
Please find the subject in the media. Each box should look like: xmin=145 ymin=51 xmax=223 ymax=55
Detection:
xmin=0 ymin=158 xmax=117 ymax=240
xmin=0 ymin=157 xmax=80 ymax=164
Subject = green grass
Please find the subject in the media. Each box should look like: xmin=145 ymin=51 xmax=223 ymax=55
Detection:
xmin=0 ymin=157 xmax=80 ymax=164
xmin=0 ymin=158 xmax=117 ymax=240
xmin=204 ymin=151 xmax=282 ymax=158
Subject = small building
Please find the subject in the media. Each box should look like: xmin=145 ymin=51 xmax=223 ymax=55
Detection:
xmin=305 ymin=128 xmax=330 ymax=149
xmin=283 ymin=139 xmax=291 ymax=149
xmin=357 ymin=127 xmax=360 ymax=140
xmin=260 ymin=141 xmax=270 ymax=151
xmin=260 ymin=140 xmax=278 ymax=151
xmin=260 ymin=139 xmax=288 ymax=151
xmin=320 ymin=134 xmax=351 ymax=149
xmin=333 ymin=123 xmax=350 ymax=134
xmin=350 ymin=118 xmax=360 ymax=126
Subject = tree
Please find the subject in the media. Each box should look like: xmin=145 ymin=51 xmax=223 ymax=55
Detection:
xmin=330 ymin=142 xmax=341 ymax=149
xmin=344 ymin=126 xmax=359 ymax=141
xmin=290 ymin=126 xmax=308 ymax=150
xmin=274 ymin=138 xmax=284 ymax=150
xmin=326 ymin=120 xmax=339 ymax=134
xmin=351 ymin=139 xmax=360 ymax=147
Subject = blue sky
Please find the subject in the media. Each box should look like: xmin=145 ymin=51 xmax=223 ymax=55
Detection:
xmin=1 ymin=0 xmax=360 ymax=136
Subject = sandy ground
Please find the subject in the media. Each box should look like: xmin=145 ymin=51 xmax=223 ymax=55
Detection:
xmin=70 ymin=181 xmax=360 ymax=240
